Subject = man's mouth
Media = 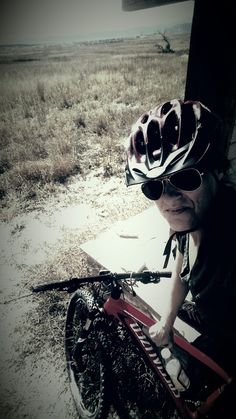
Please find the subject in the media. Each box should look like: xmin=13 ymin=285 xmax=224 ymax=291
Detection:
xmin=166 ymin=207 xmax=188 ymax=214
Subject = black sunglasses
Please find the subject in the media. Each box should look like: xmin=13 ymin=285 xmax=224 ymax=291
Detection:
xmin=141 ymin=168 xmax=204 ymax=201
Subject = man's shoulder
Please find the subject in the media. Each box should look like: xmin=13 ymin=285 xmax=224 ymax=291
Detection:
xmin=220 ymin=185 xmax=236 ymax=219
xmin=219 ymin=184 xmax=236 ymax=200
xmin=217 ymin=184 xmax=236 ymax=259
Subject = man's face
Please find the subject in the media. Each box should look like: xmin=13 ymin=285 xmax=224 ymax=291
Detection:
xmin=155 ymin=172 xmax=218 ymax=232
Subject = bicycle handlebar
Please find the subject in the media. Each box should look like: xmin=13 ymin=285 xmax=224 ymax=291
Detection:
xmin=32 ymin=270 xmax=172 ymax=293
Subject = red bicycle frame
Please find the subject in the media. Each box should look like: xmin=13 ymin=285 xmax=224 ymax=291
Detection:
xmin=103 ymin=292 xmax=233 ymax=419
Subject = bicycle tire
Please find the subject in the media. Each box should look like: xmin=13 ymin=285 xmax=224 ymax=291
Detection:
xmin=65 ymin=289 xmax=110 ymax=419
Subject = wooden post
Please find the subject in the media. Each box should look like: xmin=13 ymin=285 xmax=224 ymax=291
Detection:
xmin=184 ymin=0 xmax=236 ymax=154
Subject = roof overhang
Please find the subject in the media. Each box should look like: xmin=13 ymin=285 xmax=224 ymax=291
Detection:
xmin=122 ymin=0 xmax=189 ymax=11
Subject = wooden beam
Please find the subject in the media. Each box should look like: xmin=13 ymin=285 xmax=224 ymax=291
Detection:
xmin=184 ymin=0 xmax=236 ymax=153
xmin=122 ymin=0 xmax=187 ymax=11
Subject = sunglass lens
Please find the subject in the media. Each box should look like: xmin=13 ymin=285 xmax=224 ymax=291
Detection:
xmin=141 ymin=180 xmax=163 ymax=200
xmin=170 ymin=169 xmax=202 ymax=191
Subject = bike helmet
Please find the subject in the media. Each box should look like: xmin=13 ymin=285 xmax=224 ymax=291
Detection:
xmin=125 ymin=99 xmax=222 ymax=186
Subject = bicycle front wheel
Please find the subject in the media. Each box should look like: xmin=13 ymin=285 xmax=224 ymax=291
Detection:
xmin=65 ymin=289 xmax=109 ymax=419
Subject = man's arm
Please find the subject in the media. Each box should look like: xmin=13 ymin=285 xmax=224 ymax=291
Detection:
xmin=149 ymin=249 xmax=189 ymax=347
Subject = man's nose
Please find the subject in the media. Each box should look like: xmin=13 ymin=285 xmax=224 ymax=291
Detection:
xmin=162 ymin=180 xmax=182 ymax=197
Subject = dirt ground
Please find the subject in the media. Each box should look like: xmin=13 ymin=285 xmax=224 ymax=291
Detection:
xmin=0 ymin=173 xmax=150 ymax=419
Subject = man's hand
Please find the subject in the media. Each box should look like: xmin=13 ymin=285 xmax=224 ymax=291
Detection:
xmin=149 ymin=320 xmax=173 ymax=348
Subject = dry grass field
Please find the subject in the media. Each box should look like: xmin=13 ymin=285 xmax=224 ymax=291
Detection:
xmin=0 ymin=32 xmax=190 ymax=218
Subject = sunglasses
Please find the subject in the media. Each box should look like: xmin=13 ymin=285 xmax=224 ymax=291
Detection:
xmin=141 ymin=168 xmax=204 ymax=200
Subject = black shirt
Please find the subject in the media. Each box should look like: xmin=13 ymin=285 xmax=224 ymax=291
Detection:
xmin=176 ymin=184 xmax=236 ymax=344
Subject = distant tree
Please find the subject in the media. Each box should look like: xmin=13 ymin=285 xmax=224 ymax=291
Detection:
xmin=155 ymin=32 xmax=175 ymax=54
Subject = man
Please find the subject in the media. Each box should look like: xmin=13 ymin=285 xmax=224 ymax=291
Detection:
xmin=125 ymin=99 xmax=236 ymax=415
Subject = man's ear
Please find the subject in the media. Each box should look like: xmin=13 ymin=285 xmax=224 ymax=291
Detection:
xmin=212 ymin=169 xmax=223 ymax=181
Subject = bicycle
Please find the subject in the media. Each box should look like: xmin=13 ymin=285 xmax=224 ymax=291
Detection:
xmin=32 ymin=270 xmax=234 ymax=419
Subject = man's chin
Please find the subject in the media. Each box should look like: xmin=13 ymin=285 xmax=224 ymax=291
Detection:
xmin=169 ymin=222 xmax=198 ymax=233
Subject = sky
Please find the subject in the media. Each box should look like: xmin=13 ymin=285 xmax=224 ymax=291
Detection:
xmin=0 ymin=0 xmax=194 ymax=45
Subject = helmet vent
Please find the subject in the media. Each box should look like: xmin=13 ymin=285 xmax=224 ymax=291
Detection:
xmin=140 ymin=113 xmax=149 ymax=124
xmin=147 ymin=119 xmax=161 ymax=161
xmin=162 ymin=110 xmax=179 ymax=149
xmin=179 ymin=103 xmax=196 ymax=146
xmin=161 ymin=102 xmax=172 ymax=115
xmin=133 ymin=168 xmax=145 ymax=175
xmin=133 ymin=129 xmax=145 ymax=156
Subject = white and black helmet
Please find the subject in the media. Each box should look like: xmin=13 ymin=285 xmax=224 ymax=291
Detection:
xmin=125 ymin=99 xmax=222 ymax=186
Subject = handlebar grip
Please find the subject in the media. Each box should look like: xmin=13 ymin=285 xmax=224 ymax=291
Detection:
xmin=131 ymin=270 xmax=172 ymax=284
xmin=32 ymin=282 xmax=63 ymax=292
xmin=31 ymin=278 xmax=78 ymax=292
xmin=157 ymin=271 xmax=172 ymax=278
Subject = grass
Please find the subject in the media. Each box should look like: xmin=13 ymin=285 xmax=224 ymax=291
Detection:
xmin=0 ymin=33 xmax=190 ymax=215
